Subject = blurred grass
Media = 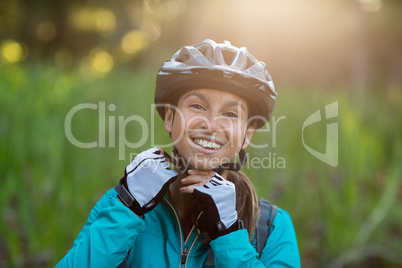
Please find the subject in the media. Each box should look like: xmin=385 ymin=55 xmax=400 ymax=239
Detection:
xmin=0 ymin=61 xmax=401 ymax=267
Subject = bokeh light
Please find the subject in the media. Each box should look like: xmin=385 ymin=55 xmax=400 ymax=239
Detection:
xmin=1 ymin=40 xmax=26 ymax=63
xmin=144 ymin=0 xmax=187 ymax=21
xmin=87 ymin=48 xmax=114 ymax=76
xmin=69 ymin=7 xmax=116 ymax=34
xmin=121 ymin=30 xmax=149 ymax=55
xmin=94 ymin=9 xmax=116 ymax=34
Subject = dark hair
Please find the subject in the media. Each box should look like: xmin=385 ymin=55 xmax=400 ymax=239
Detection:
xmin=226 ymin=170 xmax=259 ymax=241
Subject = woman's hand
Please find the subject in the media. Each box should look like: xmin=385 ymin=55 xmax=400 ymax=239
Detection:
xmin=115 ymin=147 xmax=178 ymax=216
xmin=179 ymin=169 xmax=215 ymax=194
xmin=189 ymin=172 xmax=241 ymax=239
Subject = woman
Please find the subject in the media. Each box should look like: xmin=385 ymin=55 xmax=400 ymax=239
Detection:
xmin=56 ymin=39 xmax=300 ymax=267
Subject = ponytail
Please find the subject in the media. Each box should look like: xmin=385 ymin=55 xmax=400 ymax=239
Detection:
xmin=226 ymin=170 xmax=259 ymax=241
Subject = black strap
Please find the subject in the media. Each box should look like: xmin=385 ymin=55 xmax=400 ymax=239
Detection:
xmin=256 ymin=198 xmax=278 ymax=255
xmin=114 ymin=184 xmax=134 ymax=208
xmin=204 ymin=249 xmax=215 ymax=266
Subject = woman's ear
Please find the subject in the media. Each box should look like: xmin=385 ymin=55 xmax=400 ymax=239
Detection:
xmin=242 ymin=122 xmax=257 ymax=149
xmin=164 ymin=106 xmax=174 ymax=133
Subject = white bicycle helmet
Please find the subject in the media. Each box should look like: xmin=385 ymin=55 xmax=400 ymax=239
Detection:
xmin=155 ymin=39 xmax=277 ymax=128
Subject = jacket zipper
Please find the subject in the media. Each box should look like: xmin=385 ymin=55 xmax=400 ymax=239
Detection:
xmin=183 ymin=212 xmax=202 ymax=268
xmin=163 ymin=197 xmax=202 ymax=268
xmin=184 ymin=229 xmax=200 ymax=268
xmin=163 ymin=197 xmax=184 ymax=268
xmin=181 ymin=248 xmax=188 ymax=264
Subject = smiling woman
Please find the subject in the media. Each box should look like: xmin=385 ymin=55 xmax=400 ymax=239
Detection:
xmin=56 ymin=39 xmax=300 ymax=267
xmin=164 ymin=88 xmax=254 ymax=171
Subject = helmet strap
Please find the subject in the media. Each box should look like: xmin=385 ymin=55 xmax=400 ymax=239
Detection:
xmin=218 ymin=128 xmax=248 ymax=172
xmin=163 ymin=147 xmax=193 ymax=175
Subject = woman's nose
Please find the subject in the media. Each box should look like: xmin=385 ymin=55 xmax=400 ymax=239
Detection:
xmin=198 ymin=113 xmax=227 ymax=132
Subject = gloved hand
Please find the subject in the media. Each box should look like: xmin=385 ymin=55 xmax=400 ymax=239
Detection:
xmin=115 ymin=147 xmax=178 ymax=216
xmin=192 ymin=173 xmax=243 ymax=239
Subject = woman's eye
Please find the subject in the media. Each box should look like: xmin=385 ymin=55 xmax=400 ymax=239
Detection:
xmin=190 ymin=104 xmax=205 ymax=110
xmin=224 ymin=112 xmax=238 ymax=118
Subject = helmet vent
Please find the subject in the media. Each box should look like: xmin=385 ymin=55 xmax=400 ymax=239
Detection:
xmin=176 ymin=51 xmax=190 ymax=63
xmin=196 ymin=44 xmax=214 ymax=63
xmin=221 ymin=49 xmax=236 ymax=66
xmin=245 ymin=57 xmax=256 ymax=70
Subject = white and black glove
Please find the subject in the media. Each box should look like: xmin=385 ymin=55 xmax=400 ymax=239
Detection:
xmin=192 ymin=173 xmax=243 ymax=239
xmin=115 ymin=147 xmax=178 ymax=216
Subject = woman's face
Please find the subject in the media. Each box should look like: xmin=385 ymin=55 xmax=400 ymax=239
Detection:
xmin=164 ymin=88 xmax=256 ymax=170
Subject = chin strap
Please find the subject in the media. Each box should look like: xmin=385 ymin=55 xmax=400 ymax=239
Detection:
xmin=163 ymin=147 xmax=247 ymax=176
xmin=219 ymin=148 xmax=247 ymax=171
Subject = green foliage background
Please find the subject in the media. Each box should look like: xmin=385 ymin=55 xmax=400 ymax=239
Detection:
xmin=1 ymin=0 xmax=402 ymax=267
xmin=0 ymin=60 xmax=401 ymax=267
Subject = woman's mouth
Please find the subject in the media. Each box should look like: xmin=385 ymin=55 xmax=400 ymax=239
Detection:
xmin=193 ymin=138 xmax=222 ymax=149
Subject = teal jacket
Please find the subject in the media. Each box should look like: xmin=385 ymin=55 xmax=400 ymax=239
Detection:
xmin=56 ymin=188 xmax=300 ymax=267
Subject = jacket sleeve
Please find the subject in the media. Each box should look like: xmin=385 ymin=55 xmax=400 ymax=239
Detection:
xmin=209 ymin=208 xmax=300 ymax=268
xmin=55 ymin=188 xmax=145 ymax=268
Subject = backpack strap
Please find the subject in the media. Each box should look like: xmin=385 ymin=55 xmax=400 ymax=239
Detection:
xmin=205 ymin=198 xmax=278 ymax=266
xmin=204 ymin=249 xmax=215 ymax=266
xmin=256 ymin=198 xmax=278 ymax=256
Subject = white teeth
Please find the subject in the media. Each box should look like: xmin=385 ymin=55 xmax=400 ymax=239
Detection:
xmin=194 ymin=139 xmax=221 ymax=149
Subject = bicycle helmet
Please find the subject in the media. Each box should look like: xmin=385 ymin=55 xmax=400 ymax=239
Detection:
xmin=154 ymin=39 xmax=277 ymax=128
